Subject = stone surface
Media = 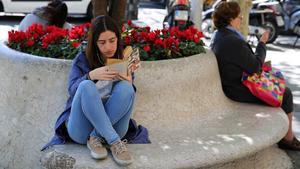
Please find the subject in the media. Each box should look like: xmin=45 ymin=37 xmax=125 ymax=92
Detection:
xmin=0 ymin=42 xmax=292 ymax=168
xmin=0 ymin=42 xmax=71 ymax=169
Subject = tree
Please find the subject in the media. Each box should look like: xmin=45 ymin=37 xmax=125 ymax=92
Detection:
xmin=190 ymin=0 xmax=203 ymax=31
xmin=92 ymin=0 xmax=127 ymax=29
xmin=234 ymin=0 xmax=252 ymax=37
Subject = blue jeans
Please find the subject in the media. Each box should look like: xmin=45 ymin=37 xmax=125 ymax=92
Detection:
xmin=67 ymin=80 xmax=135 ymax=145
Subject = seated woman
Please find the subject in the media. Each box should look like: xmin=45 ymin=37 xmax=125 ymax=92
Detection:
xmin=210 ymin=1 xmax=300 ymax=150
xmin=19 ymin=0 xmax=72 ymax=31
xmin=42 ymin=15 xmax=150 ymax=166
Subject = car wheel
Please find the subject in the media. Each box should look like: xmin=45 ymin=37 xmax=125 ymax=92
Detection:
xmin=201 ymin=18 xmax=214 ymax=39
xmin=264 ymin=20 xmax=278 ymax=43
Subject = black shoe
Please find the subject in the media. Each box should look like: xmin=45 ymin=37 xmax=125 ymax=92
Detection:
xmin=278 ymin=137 xmax=300 ymax=151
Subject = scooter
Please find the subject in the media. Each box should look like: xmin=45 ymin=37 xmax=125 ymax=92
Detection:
xmin=261 ymin=0 xmax=300 ymax=47
xmin=163 ymin=0 xmax=193 ymax=30
xmin=201 ymin=0 xmax=280 ymax=43
xmin=248 ymin=6 xmax=280 ymax=43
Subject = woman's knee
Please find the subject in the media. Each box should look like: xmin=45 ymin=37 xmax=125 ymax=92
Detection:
xmin=77 ymin=80 xmax=98 ymax=96
xmin=113 ymin=81 xmax=135 ymax=100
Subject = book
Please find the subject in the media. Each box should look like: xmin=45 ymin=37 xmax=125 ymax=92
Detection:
xmin=107 ymin=59 xmax=128 ymax=74
xmin=107 ymin=46 xmax=140 ymax=74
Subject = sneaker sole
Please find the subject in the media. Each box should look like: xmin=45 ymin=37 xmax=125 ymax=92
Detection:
xmin=111 ymin=152 xmax=133 ymax=166
xmin=87 ymin=142 xmax=108 ymax=160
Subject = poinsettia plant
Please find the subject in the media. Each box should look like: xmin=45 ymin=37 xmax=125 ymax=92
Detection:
xmin=7 ymin=23 xmax=90 ymax=59
xmin=8 ymin=21 xmax=205 ymax=60
xmin=122 ymin=20 xmax=206 ymax=61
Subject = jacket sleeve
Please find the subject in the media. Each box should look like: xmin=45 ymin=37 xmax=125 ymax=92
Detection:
xmin=68 ymin=59 xmax=89 ymax=97
xmin=233 ymin=39 xmax=266 ymax=74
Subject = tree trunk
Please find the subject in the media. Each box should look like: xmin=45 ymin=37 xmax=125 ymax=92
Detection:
xmin=190 ymin=0 xmax=203 ymax=31
xmin=92 ymin=0 xmax=107 ymax=17
xmin=235 ymin=0 xmax=252 ymax=38
xmin=92 ymin=0 xmax=127 ymax=30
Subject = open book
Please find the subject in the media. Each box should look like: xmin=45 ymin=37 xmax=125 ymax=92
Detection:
xmin=95 ymin=47 xmax=140 ymax=98
xmin=107 ymin=46 xmax=140 ymax=74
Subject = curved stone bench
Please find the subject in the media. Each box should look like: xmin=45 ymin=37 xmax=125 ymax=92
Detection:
xmin=0 ymin=42 xmax=292 ymax=169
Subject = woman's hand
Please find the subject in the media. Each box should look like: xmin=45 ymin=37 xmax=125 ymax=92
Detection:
xmin=128 ymin=58 xmax=141 ymax=73
xmin=260 ymin=30 xmax=270 ymax=44
xmin=117 ymin=65 xmax=134 ymax=82
xmin=89 ymin=66 xmax=118 ymax=81
xmin=118 ymin=72 xmax=132 ymax=82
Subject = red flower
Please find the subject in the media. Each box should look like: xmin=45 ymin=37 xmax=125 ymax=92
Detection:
xmin=122 ymin=24 xmax=126 ymax=32
xmin=143 ymin=45 xmax=151 ymax=52
xmin=72 ymin=41 xmax=81 ymax=48
xmin=124 ymin=36 xmax=132 ymax=45
xmin=189 ymin=26 xmax=198 ymax=34
xmin=33 ymin=33 xmax=39 ymax=40
xmin=9 ymin=30 xmax=26 ymax=43
xmin=161 ymin=29 xmax=168 ymax=36
xmin=197 ymin=31 xmax=204 ymax=39
xmin=69 ymin=26 xmax=84 ymax=39
xmin=154 ymin=30 xmax=161 ymax=35
xmin=8 ymin=23 xmax=89 ymax=59
xmin=145 ymin=26 xmax=151 ymax=32
xmin=140 ymin=32 xmax=148 ymax=42
xmin=148 ymin=32 xmax=156 ymax=42
xmin=127 ymin=20 xmax=133 ymax=26
xmin=194 ymin=37 xmax=200 ymax=43
xmin=26 ymin=40 xmax=34 ymax=46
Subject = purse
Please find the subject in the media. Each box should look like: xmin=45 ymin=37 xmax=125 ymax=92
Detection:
xmin=241 ymin=62 xmax=286 ymax=107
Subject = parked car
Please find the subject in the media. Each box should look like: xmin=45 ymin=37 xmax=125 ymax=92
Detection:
xmin=0 ymin=0 xmax=93 ymax=18
xmin=0 ymin=0 xmax=167 ymax=19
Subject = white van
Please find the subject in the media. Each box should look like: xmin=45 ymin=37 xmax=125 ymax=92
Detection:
xmin=0 ymin=0 xmax=92 ymax=18
xmin=0 ymin=0 xmax=167 ymax=18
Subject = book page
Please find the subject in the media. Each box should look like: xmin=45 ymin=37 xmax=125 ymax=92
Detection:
xmin=107 ymin=59 xmax=127 ymax=74
xmin=128 ymin=48 xmax=141 ymax=70
xmin=106 ymin=47 xmax=141 ymax=74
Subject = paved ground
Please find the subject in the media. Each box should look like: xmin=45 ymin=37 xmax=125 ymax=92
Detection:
xmin=1 ymin=7 xmax=300 ymax=168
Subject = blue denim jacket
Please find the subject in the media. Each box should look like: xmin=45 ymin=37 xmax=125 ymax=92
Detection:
xmin=42 ymin=52 xmax=150 ymax=151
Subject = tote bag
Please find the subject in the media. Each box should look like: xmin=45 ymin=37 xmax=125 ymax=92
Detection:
xmin=241 ymin=63 xmax=286 ymax=107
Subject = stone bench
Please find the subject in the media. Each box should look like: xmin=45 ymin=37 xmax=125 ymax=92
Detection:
xmin=0 ymin=42 xmax=292 ymax=169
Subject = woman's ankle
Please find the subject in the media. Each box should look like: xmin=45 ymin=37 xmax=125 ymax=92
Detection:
xmin=283 ymin=133 xmax=294 ymax=141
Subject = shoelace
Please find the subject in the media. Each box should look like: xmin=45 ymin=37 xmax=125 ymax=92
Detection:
xmin=114 ymin=139 xmax=128 ymax=155
xmin=91 ymin=137 xmax=104 ymax=148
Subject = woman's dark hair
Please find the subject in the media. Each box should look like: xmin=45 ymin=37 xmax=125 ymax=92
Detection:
xmin=212 ymin=0 xmax=240 ymax=29
xmin=85 ymin=15 xmax=123 ymax=70
xmin=39 ymin=0 xmax=68 ymax=28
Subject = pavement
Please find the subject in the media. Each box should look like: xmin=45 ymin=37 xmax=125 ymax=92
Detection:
xmin=1 ymin=7 xmax=300 ymax=168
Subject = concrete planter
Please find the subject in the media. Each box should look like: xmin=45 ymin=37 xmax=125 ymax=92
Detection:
xmin=0 ymin=42 xmax=292 ymax=169
xmin=0 ymin=42 xmax=71 ymax=169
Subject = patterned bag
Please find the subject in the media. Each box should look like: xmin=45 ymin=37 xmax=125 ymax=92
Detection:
xmin=241 ymin=62 xmax=286 ymax=107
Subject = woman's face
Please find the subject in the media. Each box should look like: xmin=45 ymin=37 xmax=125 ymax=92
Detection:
xmin=97 ymin=30 xmax=118 ymax=58
xmin=230 ymin=14 xmax=243 ymax=30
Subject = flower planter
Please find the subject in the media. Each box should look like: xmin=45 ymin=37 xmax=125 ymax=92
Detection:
xmin=0 ymin=42 xmax=292 ymax=169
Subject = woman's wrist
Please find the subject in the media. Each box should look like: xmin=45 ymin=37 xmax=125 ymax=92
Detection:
xmin=87 ymin=72 xmax=92 ymax=80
